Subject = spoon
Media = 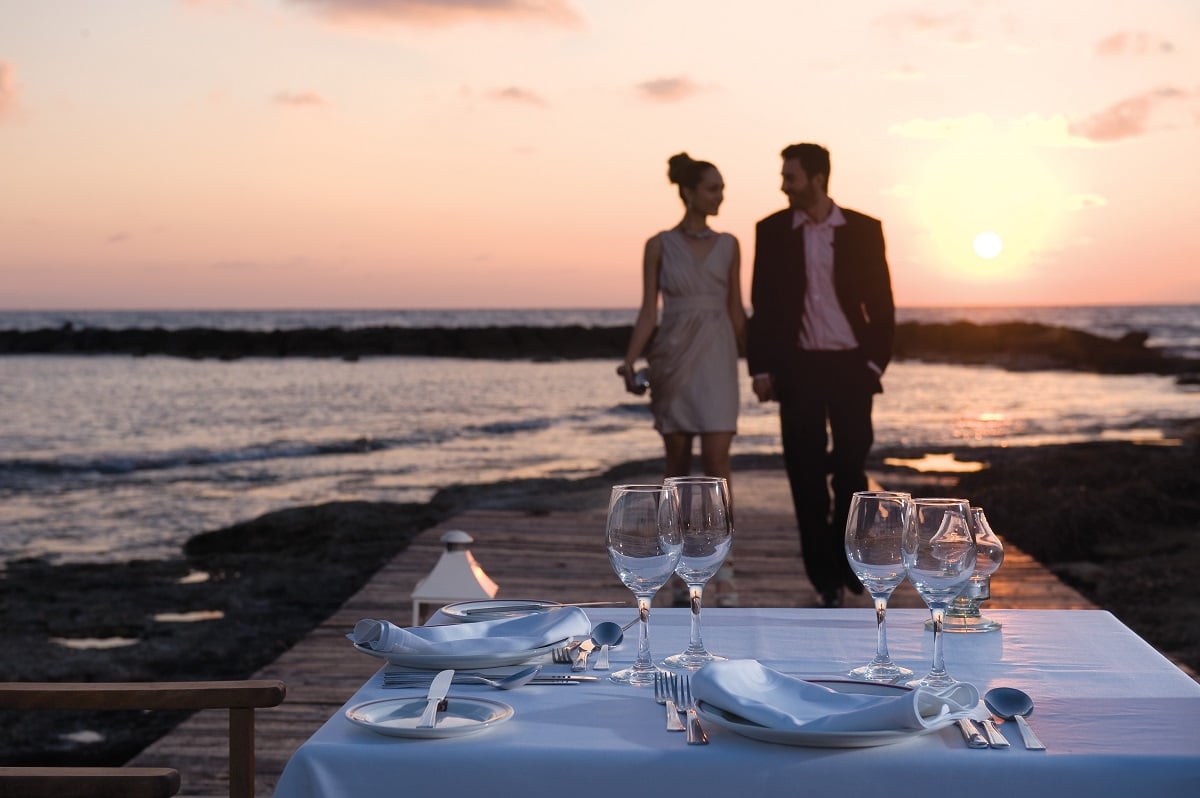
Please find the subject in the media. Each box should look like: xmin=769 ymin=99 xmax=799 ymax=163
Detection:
xmin=984 ymin=687 xmax=1046 ymax=750
xmin=589 ymin=618 xmax=640 ymax=671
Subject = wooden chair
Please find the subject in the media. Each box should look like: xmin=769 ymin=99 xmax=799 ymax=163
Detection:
xmin=0 ymin=680 xmax=286 ymax=798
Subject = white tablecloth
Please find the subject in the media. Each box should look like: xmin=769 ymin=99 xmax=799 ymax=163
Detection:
xmin=274 ymin=609 xmax=1200 ymax=797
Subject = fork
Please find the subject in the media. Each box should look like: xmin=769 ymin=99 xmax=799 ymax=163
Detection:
xmin=653 ymin=671 xmax=685 ymax=732
xmin=551 ymin=639 xmax=585 ymax=665
xmin=672 ymin=673 xmax=708 ymax=745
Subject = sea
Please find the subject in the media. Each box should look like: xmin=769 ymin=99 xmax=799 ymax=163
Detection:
xmin=1 ymin=305 xmax=1197 ymax=568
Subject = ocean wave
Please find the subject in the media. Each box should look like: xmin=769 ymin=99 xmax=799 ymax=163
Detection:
xmin=0 ymin=416 xmax=583 ymax=487
xmin=0 ymin=436 xmax=399 ymax=481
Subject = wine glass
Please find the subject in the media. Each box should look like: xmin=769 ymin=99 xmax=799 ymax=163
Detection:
xmin=662 ymin=476 xmax=733 ymax=670
xmin=843 ymin=490 xmax=913 ymax=683
xmin=605 ymin=483 xmax=683 ymax=686
xmin=940 ymin=506 xmax=1006 ymax=633
xmin=903 ymin=497 xmax=977 ymax=690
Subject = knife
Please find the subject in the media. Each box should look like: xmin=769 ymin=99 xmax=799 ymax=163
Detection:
xmin=415 ymin=669 xmax=455 ymax=729
xmin=957 ymin=718 xmax=989 ymax=749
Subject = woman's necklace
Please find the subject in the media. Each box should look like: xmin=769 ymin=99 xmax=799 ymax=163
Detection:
xmin=679 ymin=226 xmax=715 ymax=240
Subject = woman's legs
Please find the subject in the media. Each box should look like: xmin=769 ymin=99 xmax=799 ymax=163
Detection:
xmin=699 ymin=432 xmax=738 ymax=607
xmin=662 ymin=432 xmax=694 ymax=478
xmin=662 ymin=432 xmax=695 ymax=606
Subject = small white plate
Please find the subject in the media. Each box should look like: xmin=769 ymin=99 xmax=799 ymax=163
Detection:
xmin=439 ymin=599 xmax=562 ymax=622
xmin=345 ymin=696 xmax=514 ymax=739
xmin=695 ymin=680 xmax=951 ymax=748
xmin=353 ymin=639 xmax=565 ymax=670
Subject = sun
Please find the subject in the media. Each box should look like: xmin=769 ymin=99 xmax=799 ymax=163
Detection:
xmin=907 ymin=139 xmax=1068 ymax=285
xmin=973 ymin=231 xmax=1003 ymax=259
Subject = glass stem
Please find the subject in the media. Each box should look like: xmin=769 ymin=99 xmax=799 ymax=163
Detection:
xmin=633 ymin=594 xmax=654 ymax=672
xmin=929 ymin=606 xmax=947 ymax=676
xmin=872 ymin=597 xmax=891 ymax=664
xmin=686 ymin=584 xmax=705 ymax=654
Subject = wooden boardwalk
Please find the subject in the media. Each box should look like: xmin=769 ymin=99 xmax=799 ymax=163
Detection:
xmin=130 ymin=469 xmax=1097 ymax=797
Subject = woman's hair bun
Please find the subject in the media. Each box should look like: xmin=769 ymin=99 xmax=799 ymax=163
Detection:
xmin=667 ymin=152 xmax=694 ymax=185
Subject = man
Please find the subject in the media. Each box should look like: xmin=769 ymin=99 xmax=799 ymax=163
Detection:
xmin=747 ymin=143 xmax=896 ymax=608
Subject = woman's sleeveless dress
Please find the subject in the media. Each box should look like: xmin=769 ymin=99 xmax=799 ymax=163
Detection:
xmin=646 ymin=230 xmax=739 ymax=434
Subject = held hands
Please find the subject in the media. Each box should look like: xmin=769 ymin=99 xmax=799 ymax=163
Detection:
xmin=751 ymin=373 xmax=776 ymax=403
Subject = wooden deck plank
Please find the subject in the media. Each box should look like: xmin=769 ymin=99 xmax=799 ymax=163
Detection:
xmin=128 ymin=469 xmax=1100 ymax=796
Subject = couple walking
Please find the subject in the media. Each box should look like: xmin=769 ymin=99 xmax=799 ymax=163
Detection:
xmin=619 ymin=143 xmax=896 ymax=609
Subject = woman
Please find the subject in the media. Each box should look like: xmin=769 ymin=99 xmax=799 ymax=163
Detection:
xmin=618 ymin=152 xmax=746 ymax=606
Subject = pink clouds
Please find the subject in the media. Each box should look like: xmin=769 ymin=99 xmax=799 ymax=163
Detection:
xmin=1070 ymin=87 xmax=1198 ymax=142
xmin=636 ymin=76 xmax=703 ymax=103
xmin=487 ymin=86 xmax=548 ymax=107
xmin=273 ymin=90 xmax=327 ymax=107
xmin=288 ymin=0 xmax=581 ymax=27
xmin=1096 ymin=31 xmax=1175 ymax=56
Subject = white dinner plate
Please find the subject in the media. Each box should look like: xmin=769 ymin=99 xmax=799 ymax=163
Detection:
xmin=345 ymin=696 xmax=514 ymax=739
xmin=353 ymin=639 xmax=565 ymax=670
xmin=695 ymin=679 xmax=952 ymax=748
xmin=439 ymin=599 xmax=562 ymax=623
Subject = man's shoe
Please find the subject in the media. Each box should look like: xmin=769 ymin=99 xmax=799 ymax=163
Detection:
xmin=818 ymin=588 xmax=843 ymax=609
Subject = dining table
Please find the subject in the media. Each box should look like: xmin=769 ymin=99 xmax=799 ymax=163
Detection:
xmin=273 ymin=607 xmax=1200 ymax=797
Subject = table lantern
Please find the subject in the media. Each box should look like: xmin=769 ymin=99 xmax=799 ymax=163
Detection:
xmin=410 ymin=530 xmax=499 ymax=624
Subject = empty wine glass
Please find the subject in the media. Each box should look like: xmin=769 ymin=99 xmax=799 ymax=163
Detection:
xmin=903 ymin=497 xmax=977 ymax=690
xmin=940 ymin=506 xmax=1006 ymax=633
xmin=605 ymin=483 xmax=683 ymax=686
xmin=844 ymin=490 xmax=913 ymax=683
xmin=662 ymin=476 xmax=733 ymax=670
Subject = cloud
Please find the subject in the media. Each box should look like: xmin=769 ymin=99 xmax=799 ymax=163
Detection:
xmin=1068 ymin=87 xmax=1199 ymax=142
xmin=0 ymin=60 xmax=17 ymax=118
xmin=1065 ymin=193 xmax=1108 ymax=211
xmin=287 ymin=0 xmax=581 ymax=27
xmin=182 ymin=0 xmax=245 ymax=8
xmin=636 ymin=76 xmax=703 ymax=103
xmin=891 ymin=89 xmax=1200 ymax=148
xmin=107 ymin=232 xmax=130 ymax=244
xmin=273 ymin=90 xmax=327 ymax=107
xmin=873 ymin=9 xmax=980 ymax=46
xmin=884 ymin=64 xmax=923 ymax=81
xmin=889 ymin=112 xmax=999 ymax=141
xmin=487 ymin=86 xmax=548 ymax=107
xmin=1095 ymin=31 xmax=1175 ymax=56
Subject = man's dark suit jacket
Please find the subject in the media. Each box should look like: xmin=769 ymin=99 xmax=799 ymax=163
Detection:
xmin=747 ymin=207 xmax=895 ymax=381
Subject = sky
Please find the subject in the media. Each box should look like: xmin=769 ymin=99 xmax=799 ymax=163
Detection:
xmin=2 ymin=0 xmax=1199 ymax=310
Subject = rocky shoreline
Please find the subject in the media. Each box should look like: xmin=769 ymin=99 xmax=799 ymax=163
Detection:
xmin=2 ymin=321 xmax=1198 ymax=377
xmin=2 ymin=429 xmax=1198 ymax=766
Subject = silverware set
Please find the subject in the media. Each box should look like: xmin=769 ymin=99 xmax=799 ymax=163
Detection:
xmin=653 ymin=671 xmax=706 ymax=744
xmin=383 ymin=670 xmax=596 ymax=688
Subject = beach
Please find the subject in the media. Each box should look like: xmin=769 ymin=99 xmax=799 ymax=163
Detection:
xmin=2 ymin=306 xmax=1199 ymax=766
xmin=2 ymin=429 xmax=1197 ymax=766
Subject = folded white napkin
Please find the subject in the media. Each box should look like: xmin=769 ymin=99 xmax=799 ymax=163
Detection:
xmin=691 ymin=660 xmax=979 ymax=733
xmin=348 ymin=606 xmax=591 ymax=656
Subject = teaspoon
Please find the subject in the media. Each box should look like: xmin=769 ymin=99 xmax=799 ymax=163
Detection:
xmin=589 ymin=618 xmax=640 ymax=670
xmin=984 ymin=687 xmax=1046 ymax=750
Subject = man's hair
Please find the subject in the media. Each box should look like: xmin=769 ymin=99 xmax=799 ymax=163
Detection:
xmin=780 ymin=143 xmax=831 ymax=185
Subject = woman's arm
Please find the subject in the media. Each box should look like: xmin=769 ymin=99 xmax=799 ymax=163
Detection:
xmin=726 ymin=236 xmax=748 ymax=357
xmin=618 ymin=234 xmax=663 ymax=391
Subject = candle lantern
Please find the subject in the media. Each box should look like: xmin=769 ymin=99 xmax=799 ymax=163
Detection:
xmin=410 ymin=530 xmax=499 ymax=625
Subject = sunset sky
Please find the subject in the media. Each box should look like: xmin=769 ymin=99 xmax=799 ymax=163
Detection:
xmin=2 ymin=0 xmax=1199 ymax=310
